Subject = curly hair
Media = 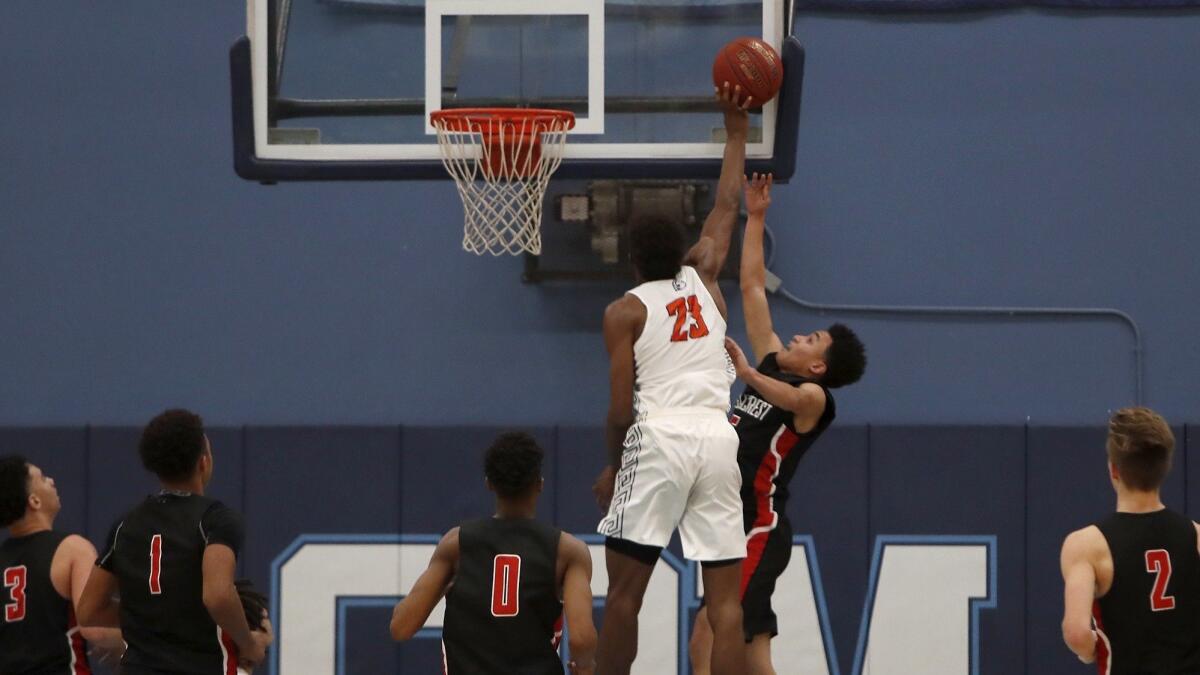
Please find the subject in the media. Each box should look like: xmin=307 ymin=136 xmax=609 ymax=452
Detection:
xmin=822 ymin=324 xmax=867 ymax=389
xmin=484 ymin=432 xmax=544 ymax=499
xmin=0 ymin=455 xmax=31 ymax=528
xmin=139 ymin=409 xmax=207 ymax=482
xmin=629 ymin=216 xmax=685 ymax=281
xmin=236 ymin=579 xmax=269 ymax=632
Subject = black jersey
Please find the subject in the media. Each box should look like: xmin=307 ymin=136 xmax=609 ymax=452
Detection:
xmin=730 ymin=352 xmax=836 ymax=534
xmin=442 ymin=518 xmax=564 ymax=675
xmin=98 ymin=492 xmax=245 ymax=675
xmin=1093 ymin=509 xmax=1200 ymax=675
xmin=0 ymin=530 xmax=90 ymax=675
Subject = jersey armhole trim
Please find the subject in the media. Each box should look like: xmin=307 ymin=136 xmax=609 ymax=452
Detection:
xmin=97 ymin=522 xmax=124 ymax=567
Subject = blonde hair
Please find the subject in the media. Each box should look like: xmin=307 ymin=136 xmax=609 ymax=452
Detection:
xmin=1106 ymin=406 xmax=1175 ymax=491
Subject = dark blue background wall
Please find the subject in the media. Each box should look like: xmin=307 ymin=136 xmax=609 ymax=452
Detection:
xmin=2 ymin=3 xmax=1199 ymax=426
xmin=2 ymin=423 xmax=1196 ymax=673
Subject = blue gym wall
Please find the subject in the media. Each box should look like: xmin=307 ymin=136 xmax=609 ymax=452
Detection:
xmin=2 ymin=3 xmax=1199 ymax=426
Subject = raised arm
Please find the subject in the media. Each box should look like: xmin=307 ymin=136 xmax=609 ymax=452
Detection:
xmin=685 ymin=83 xmax=751 ymax=293
xmin=390 ymin=528 xmax=459 ymax=641
xmin=740 ymin=173 xmax=783 ymax=363
xmin=593 ymin=296 xmax=645 ymax=512
xmin=1060 ymin=528 xmax=1100 ymax=664
xmin=560 ymin=535 xmax=597 ymax=675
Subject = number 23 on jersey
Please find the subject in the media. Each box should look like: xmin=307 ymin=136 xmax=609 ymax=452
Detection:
xmin=666 ymin=295 xmax=710 ymax=342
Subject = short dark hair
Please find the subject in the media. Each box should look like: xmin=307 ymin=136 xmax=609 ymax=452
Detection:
xmin=1107 ymin=407 xmax=1175 ymax=491
xmin=139 ymin=409 xmax=207 ymax=482
xmin=484 ymin=432 xmax=544 ymax=499
xmin=0 ymin=455 xmax=31 ymax=528
xmin=822 ymin=324 xmax=866 ymax=389
xmin=629 ymin=217 xmax=685 ymax=281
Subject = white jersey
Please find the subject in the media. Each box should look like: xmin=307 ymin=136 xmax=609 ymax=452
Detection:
xmin=626 ymin=265 xmax=735 ymax=416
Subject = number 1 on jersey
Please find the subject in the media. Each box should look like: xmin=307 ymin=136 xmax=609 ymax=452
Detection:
xmin=491 ymin=554 xmax=521 ymax=617
xmin=1145 ymin=549 xmax=1176 ymax=611
xmin=666 ymin=295 xmax=710 ymax=342
xmin=3 ymin=565 xmax=27 ymax=622
xmin=149 ymin=534 xmax=163 ymax=595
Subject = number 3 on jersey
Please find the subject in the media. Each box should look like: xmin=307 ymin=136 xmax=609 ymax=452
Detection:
xmin=3 ymin=565 xmax=27 ymax=622
xmin=1145 ymin=549 xmax=1176 ymax=611
xmin=666 ymin=295 xmax=710 ymax=342
xmin=491 ymin=554 xmax=521 ymax=617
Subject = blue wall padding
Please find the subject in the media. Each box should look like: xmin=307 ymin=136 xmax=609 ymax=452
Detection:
xmin=784 ymin=425 xmax=871 ymax=670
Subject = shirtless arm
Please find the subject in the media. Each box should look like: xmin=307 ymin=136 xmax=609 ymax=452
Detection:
xmin=1060 ymin=527 xmax=1102 ymax=663
xmin=683 ymin=84 xmax=750 ymax=318
xmin=390 ymin=528 xmax=458 ymax=641
xmin=740 ymin=173 xmax=784 ymax=363
xmin=560 ymin=534 xmax=597 ymax=675
xmin=52 ymin=536 xmax=123 ymax=652
xmin=593 ymin=296 xmax=645 ymax=511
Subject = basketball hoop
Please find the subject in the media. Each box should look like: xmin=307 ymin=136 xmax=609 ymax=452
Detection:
xmin=431 ymin=108 xmax=575 ymax=256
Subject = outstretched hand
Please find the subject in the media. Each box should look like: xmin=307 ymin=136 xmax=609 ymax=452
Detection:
xmin=724 ymin=337 xmax=753 ymax=378
xmin=743 ymin=172 xmax=773 ymax=217
xmin=715 ymin=81 xmax=751 ymax=139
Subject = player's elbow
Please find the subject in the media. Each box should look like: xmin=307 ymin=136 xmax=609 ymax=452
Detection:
xmin=1061 ymin=619 xmax=1095 ymax=655
xmin=390 ymin=614 xmax=418 ymax=642
xmin=567 ymin=624 xmax=598 ymax=663
xmin=201 ymin=584 xmax=235 ymax=615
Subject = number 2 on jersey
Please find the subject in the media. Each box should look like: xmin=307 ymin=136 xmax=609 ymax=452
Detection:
xmin=666 ymin=295 xmax=710 ymax=342
xmin=491 ymin=554 xmax=521 ymax=617
xmin=1145 ymin=549 xmax=1176 ymax=611
xmin=3 ymin=565 xmax=27 ymax=622
xmin=149 ymin=534 xmax=163 ymax=595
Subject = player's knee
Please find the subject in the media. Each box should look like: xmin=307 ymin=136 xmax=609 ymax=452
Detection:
xmin=705 ymin=598 xmax=743 ymax=634
xmin=603 ymin=589 xmax=644 ymax=618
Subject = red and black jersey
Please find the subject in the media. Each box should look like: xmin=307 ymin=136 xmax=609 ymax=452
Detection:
xmin=98 ymin=492 xmax=244 ymax=675
xmin=442 ymin=518 xmax=563 ymax=675
xmin=730 ymin=352 xmax=835 ymax=535
xmin=1093 ymin=509 xmax=1200 ymax=675
xmin=0 ymin=530 xmax=90 ymax=675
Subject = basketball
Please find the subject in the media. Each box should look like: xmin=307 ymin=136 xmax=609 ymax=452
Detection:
xmin=712 ymin=37 xmax=784 ymax=106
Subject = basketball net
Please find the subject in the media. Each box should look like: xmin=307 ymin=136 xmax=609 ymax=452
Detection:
xmin=431 ymin=109 xmax=575 ymax=256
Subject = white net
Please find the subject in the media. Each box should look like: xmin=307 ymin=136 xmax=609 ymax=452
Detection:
xmin=432 ymin=110 xmax=573 ymax=256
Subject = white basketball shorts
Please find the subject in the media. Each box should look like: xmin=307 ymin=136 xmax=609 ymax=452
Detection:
xmin=598 ymin=408 xmax=745 ymax=561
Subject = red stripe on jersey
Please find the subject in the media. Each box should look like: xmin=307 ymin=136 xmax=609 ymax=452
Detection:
xmin=66 ymin=607 xmax=92 ymax=675
xmin=750 ymin=426 xmax=799 ymax=531
xmin=741 ymin=530 xmax=770 ymax=598
xmin=1092 ymin=601 xmax=1111 ymax=675
xmin=740 ymin=426 xmax=799 ymax=597
xmin=219 ymin=626 xmax=239 ymax=675
xmin=552 ymin=613 xmax=564 ymax=650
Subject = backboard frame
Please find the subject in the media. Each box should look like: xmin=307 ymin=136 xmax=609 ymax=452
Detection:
xmin=230 ymin=0 xmax=805 ymax=182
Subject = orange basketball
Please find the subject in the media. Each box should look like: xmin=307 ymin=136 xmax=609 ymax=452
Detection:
xmin=712 ymin=37 xmax=784 ymax=106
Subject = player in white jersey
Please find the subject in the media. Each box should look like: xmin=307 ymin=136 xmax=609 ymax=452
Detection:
xmin=592 ymin=83 xmax=749 ymax=675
